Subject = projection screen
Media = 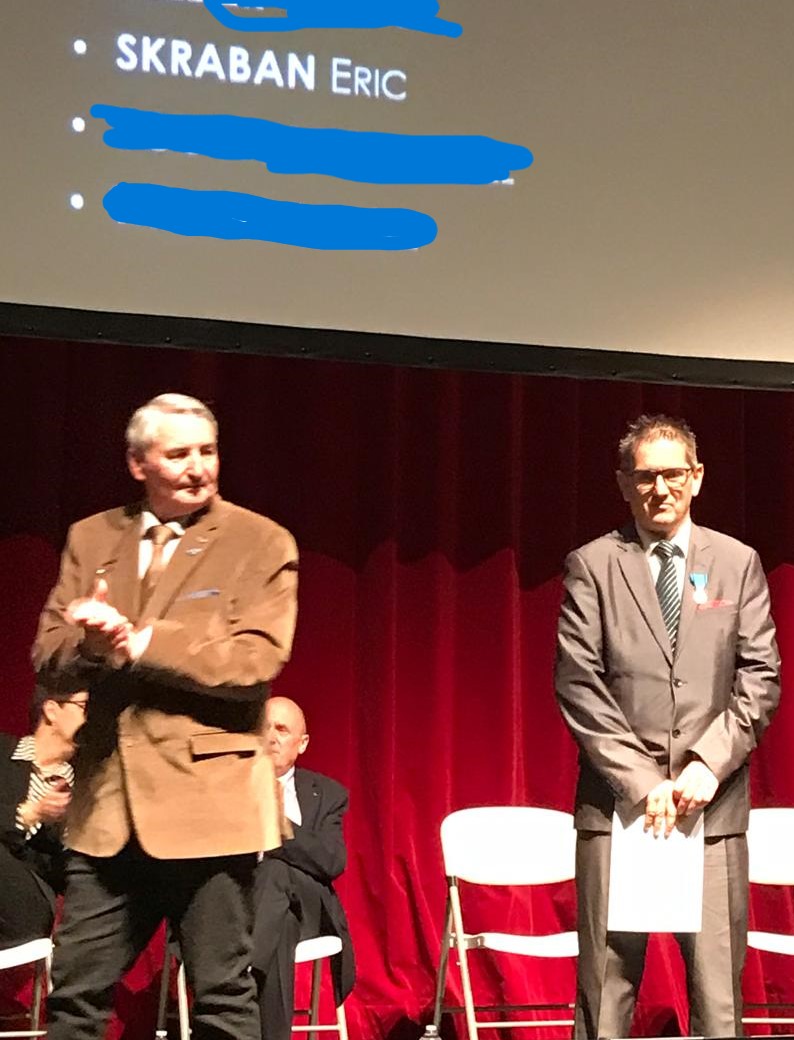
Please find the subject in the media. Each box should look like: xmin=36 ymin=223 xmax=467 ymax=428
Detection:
xmin=1 ymin=1 xmax=793 ymax=365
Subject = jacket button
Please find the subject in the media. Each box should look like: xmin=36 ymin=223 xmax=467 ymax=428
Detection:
xmin=672 ymin=728 xmax=681 ymax=738
xmin=673 ymin=678 xmax=684 ymax=687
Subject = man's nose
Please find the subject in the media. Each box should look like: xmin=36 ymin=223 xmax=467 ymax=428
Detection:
xmin=653 ymin=474 xmax=669 ymax=494
xmin=185 ymin=451 xmax=204 ymax=476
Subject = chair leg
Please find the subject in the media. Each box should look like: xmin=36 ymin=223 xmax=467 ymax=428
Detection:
xmin=432 ymin=894 xmax=453 ymax=1030
xmin=176 ymin=961 xmax=190 ymax=1040
xmin=307 ymin=958 xmax=322 ymax=1040
xmin=335 ymin=1001 xmax=349 ymax=1040
xmin=449 ymin=880 xmax=478 ymax=1040
xmin=29 ymin=958 xmax=45 ymax=1032
xmin=155 ymin=947 xmax=172 ymax=1038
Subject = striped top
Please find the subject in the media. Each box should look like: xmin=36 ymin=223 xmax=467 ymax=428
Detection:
xmin=12 ymin=735 xmax=74 ymax=839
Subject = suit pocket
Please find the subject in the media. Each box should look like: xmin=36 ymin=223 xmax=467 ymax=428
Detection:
xmin=189 ymin=731 xmax=261 ymax=759
xmin=693 ymin=604 xmax=739 ymax=628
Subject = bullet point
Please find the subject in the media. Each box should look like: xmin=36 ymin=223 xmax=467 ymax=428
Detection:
xmin=71 ymin=117 xmax=86 ymax=133
xmin=73 ymin=39 xmax=87 ymax=55
xmin=70 ymin=193 xmax=85 ymax=210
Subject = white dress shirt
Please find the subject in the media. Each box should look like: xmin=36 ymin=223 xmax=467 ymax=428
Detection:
xmin=278 ymin=766 xmax=302 ymax=826
xmin=636 ymin=516 xmax=692 ymax=600
xmin=137 ymin=511 xmax=186 ymax=578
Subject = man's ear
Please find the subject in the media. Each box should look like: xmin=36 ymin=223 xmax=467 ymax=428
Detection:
xmin=41 ymin=699 xmax=58 ymax=726
xmin=616 ymin=469 xmax=632 ymax=503
xmin=691 ymin=463 xmax=705 ymax=499
xmin=127 ymin=449 xmax=145 ymax=482
xmin=298 ymin=733 xmax=310 ymax=757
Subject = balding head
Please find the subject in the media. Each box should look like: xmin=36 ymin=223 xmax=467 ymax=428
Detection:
xmin=264 ymin=696 xmax=309 ymax=776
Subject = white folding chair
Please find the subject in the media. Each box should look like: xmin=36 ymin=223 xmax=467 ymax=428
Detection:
xmin=156 ymin=936 xmax=349 ymax=1040
xmin=156 ymin=957 xmax=190 ymax=1040
xmin=742 ymin=807 xmax=794 ymax=1030
xmin=0 ymin=937 xmax=52 ymax=1039
xmin=429 ymin=806 xmax=577 ymax=1040
xmin=292 ymin=935 xmax=349 ymax=1040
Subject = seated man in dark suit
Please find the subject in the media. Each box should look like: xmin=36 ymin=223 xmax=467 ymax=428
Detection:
xmin=0 ymin=685 xmax=87 ymax=949
xmin=252 ymin=696 xmax=354 ymax=1040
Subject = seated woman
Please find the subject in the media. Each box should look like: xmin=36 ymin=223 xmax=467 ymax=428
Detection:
xmin=0 ymin=685 xmax=87 ymax=949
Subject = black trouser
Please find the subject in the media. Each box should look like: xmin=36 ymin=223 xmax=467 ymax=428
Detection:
xmin=254 ymin=909 xmax=302 ymax=1040
xmin=0 ymin=845 xmax=54 ymax=950
xmin=252 ymin=859 xmax=324 ymax=1040
xmin=47 ymin=841 xmax=259 ymax=1040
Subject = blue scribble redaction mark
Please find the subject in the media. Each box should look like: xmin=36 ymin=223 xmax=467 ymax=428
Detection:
xmin=91 ymin=105 xmax=533 ymax=186
xmin=202 ymin=0 xmax=463 ymax=37
xmin=103 ymin=182 xmax=438 ymax=250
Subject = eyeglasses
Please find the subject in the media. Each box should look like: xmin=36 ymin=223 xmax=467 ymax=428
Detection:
xmin=626 ymin=467 xmax=694 ymax=493
xmin=63 ymin=699 xmax=88 ymax=713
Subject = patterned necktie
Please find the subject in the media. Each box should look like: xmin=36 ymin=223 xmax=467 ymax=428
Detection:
xmin=654 ymin=540 xmax=681 ymax=650
xmin=141 ymin=524 xmax=177 ymax=606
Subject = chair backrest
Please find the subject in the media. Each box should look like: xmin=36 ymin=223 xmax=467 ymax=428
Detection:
xmin=440 ymin=806 xmax=576 ymax=885
xmin=748 ymin=807 xmax=794 ymax=885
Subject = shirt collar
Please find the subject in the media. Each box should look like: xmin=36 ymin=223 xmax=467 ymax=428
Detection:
xmin=636 ymin=515 xmax=692 ymax=559
xmin=278 ymin=765 xmax=296 ymax=786
xmin=141 ymin=510 xmax=187 ymax=539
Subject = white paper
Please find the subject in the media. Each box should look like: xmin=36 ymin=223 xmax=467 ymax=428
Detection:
xmin=607 ymin=809 xmax=704 ymax=933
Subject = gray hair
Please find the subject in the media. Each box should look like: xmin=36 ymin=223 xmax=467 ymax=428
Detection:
xmin=126 ymin=393 xmax=218 ymax=457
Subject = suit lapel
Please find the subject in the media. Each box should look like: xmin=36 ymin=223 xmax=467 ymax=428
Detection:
xmin=295 ymin=768 xmax=318 ymax=829
xmin=675 ymin=524 xmax=714 ymax=658
xmin=96 ymin=505 xmax=143 ymax=624
xmin=140 ymin=498 xmax=227 ymax=620
xmin=616 ymin=524 xmax=673 ymax=665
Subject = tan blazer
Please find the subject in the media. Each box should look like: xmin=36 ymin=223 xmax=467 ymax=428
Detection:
xmin=556 ymin=523 xmax=780 ymax=837
xmin=33 ymin=497 xmax=298 ymax=859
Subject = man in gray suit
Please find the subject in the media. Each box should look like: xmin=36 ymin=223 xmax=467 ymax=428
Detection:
xmin=556 ymin=413 xmax=780 ymax=1039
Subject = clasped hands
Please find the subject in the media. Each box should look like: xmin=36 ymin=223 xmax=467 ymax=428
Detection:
xmin=66 ymin=578 xmax=146 ymax=665
xmin=20 ymin=780 xmax=71 ymax=829
xmin=644 ymin=759 xmax=718 ymax=838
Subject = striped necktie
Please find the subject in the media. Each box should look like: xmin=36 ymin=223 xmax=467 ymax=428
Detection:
xmin=654 ymin=540 xmax=681 ymax=650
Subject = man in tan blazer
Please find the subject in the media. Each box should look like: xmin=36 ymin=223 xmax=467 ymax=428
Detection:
xmin=33 ymin=393 xmax=298 ymax=1040
xmin=556 ymin=414 xmax=780 ymax=1039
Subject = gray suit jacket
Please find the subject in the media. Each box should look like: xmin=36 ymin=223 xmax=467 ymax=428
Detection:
xmin=555 ymin=522 xmax=780 ymax=836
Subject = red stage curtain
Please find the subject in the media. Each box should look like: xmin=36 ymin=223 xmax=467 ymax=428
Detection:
xmin=1 ymin=334 xmax=793 ymax=1038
